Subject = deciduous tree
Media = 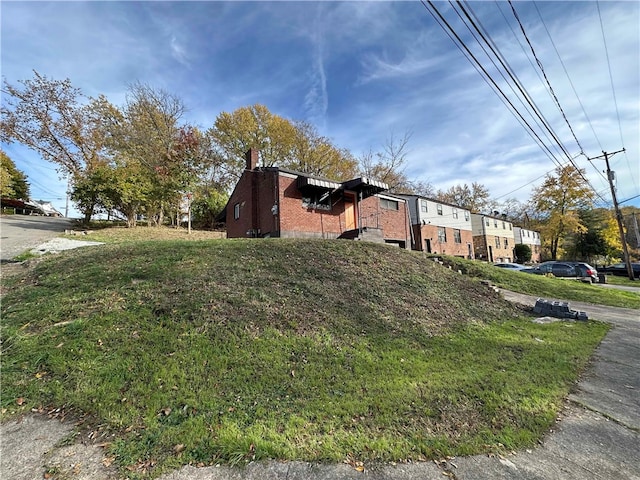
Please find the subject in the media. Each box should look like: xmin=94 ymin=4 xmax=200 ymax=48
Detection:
xmin=358 ymin=132 xmax=427 ymax=194
xmin=530 ymin=165 xmax=594 ymax=260
xmin=1 ymin=72 xmax=108 ymax=179
xmin=435 ymin=182 xmax=494 ymax=213
xmin=0 ymin=150 xmax=30 ymax=199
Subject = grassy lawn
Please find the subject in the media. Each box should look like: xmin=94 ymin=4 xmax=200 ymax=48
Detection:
xmin=1 ymin=236 xmax=611 ymax=478
xmin=435 ymin=256 xmax=640 ymax=309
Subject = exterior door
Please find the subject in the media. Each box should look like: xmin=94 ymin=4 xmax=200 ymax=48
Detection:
xmin=425 ymin=239 xmax=432 ymax=253
xmin=344 ymin=195 xmax=356 ymax=230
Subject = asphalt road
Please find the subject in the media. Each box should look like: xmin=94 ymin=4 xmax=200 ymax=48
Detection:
xmin=0 ymin=215 xmax=75 ymax=262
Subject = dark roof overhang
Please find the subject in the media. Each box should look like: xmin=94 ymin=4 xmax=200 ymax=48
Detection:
xmin=297 ymin=176 xmax=341 ymax=191
xmin=341 ymin=177 xmax=389 ymax=198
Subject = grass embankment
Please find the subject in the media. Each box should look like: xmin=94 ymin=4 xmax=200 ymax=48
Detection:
xmin=1 ymin=238 xmax=609 ymax=478
xmin=437 ymin=256 xmax=640 ymax=309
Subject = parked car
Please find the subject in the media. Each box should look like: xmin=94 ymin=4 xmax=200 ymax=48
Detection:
xmin=521 ymin=261 xmax=598 ymax=283
xmin=598 ymin=263 xmax=640 ymax=278
xmin=493 ymin=262 xmax=526 ymax=270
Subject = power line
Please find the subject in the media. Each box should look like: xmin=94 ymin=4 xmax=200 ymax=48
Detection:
xmin=533 ymin=3 xmax=603 ymax=151
xmin=420 ymin=1 xmax=568 ymax=170
xmin=531 ymin=2 xmax=611 ymax=196
xmin=421 ymin=1 xmax=609 ymax=205
xmin=508 ymin=0 xmax=585 ymax=157
xmin=596 ymin=1 xmax=638 ymax=194
xmin=455 ymin=1 xmax=572 ymax=165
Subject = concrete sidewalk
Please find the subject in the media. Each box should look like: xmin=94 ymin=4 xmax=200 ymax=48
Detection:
xmin=2 ymin=292 xmax=638 ymax=480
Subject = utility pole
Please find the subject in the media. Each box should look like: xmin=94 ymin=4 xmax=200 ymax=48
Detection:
xmin=590 ymin=149 xmax=635 ymax=281
xmin=632 ymin=212 xmax=640 ymax=249
xmin=64 ymin=176 xmax=70 ymax=218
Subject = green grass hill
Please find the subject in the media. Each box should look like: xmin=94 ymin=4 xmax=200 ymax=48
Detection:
xmin=1 ymin=238 xmax=609 ymax=478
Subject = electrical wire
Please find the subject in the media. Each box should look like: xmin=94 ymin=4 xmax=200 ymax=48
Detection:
xmin=531 ymin=1 xmax=611 ymax=196
xmin=421 ymin=0 xmax=609 ymax=205
xmin=505 ymin=0 xmax=608 ymax=204
xmin=455 ymin=1 xmax=575 ymax=165
xmin=420 ymin=1 xmax=567 ymax=170
xmin=508 ymin=0 xmax=585 ymax=157
xmin=596 ymin=0 xmax=639 ymax=194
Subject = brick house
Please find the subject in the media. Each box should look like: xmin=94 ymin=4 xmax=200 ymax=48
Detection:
xmin=470 ymin=213 xmax=516 ymax=262
xmin=222 ymin=149 xmax=411 ymax=248
xmin=513 ymin=227 xmax=542 ymax=263
xmin=399 ymin=195 xmax=474 ymax=258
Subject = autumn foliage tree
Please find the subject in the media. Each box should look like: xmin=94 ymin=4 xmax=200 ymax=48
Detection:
xmin=530 ymin=165 xmax=594 ymax=260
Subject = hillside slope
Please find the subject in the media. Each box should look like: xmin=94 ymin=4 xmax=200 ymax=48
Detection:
xmin=1 ymin=239 xmax=607 ymax=476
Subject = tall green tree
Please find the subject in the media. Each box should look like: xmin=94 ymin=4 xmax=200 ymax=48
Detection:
xmin=100 ymin=83 xmax=212 ymax=226
xmin=530 ymin=165 xmax=594 ymax=260
xmin=564 ymin=208 xmax=608 ymax=262
xmin=0 ymin=150 xmax=30 ymax=199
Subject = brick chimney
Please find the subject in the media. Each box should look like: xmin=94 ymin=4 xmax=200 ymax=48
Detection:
xmin=245 ymin=148 xmax=259 ymax=170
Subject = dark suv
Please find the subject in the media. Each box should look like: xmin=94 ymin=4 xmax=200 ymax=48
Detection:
xmin=522 ymin=261 xmax=598 ymax=283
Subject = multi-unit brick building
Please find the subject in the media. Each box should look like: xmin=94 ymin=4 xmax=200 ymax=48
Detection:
xmin=470 ymin=213 xmax=516 ymax=263
xmin=222 ymin=149 xmax=411 ymax=248
xmin=399 ymin=195 xmax=475 ymax=258
xmin=514 ymin=226 xmax=542 ymax=263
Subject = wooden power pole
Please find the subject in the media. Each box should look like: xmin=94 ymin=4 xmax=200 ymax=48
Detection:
xmin=591 ymin=149 xmax=635 ymax=281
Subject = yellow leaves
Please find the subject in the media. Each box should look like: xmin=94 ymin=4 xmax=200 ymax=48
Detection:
xmin=35 ymin=371 xmax=47 ymax=379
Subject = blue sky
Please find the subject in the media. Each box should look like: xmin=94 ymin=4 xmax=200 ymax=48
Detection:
xmin=2 ymin=1 xmax=639 ymax=217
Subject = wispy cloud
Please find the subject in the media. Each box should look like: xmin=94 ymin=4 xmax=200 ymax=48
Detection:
xmin=170 ymin=35 xmax=190 ymax=67
xmin=303 ymin=6 xmax=328 ymax=130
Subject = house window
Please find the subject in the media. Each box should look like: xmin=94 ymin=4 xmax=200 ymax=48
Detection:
xmin=380 ymin=198 xmax=399 ymax=210
xmin=464 ymin=211 xmax=470 ymax=221
xmin=420 ymin=200 xmax=428 ymax=213
xmin=494 ymin=219 xmax=498 ymax=228
xmin=438 ymin=227 xmax=447 ymax=242
xmin=437 ymin=204 xmax=443 ymax=215
xmin=509 ymin=224 xmax=512 ymax=230
xmin=234 ymin=203 xmax=240 ymax=220
xmin=302 ymin=192 xmax=331 ymax=211
xmin=495 ymin=236 xmax=500 ymax=248
xmin=527 ymin=230 xmax=530 ymax=237
xmin=453 ymin=229 xmax=461 ymax=243
xmin=502 ymin=221 xmax=506 ymax=229
xmin=485 ymin=219 xmax=490 ymax=226
xmin=452 ymin=208 xmax=458 ymax=219
xmin=504 ymin=238 xmax=508 ymax=248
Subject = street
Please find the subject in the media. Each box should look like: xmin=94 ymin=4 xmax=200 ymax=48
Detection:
xmin=0 ymin=215 xmax=74 ymax=262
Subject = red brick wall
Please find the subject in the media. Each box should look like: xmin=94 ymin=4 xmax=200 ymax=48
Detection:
xmin=226 ymin=170 xmax=279 ymax=238
xmin=413 ymin=225 xmax=474 ymax=257
xmin=279 ymin=176 xmax=348 ymax=238
xmin=227 ymin=170 xmax=409 ymax=246
xmin=360 ymin=195 xmax=410 ymax=246
xmin=473 ymin=235 xmax=513 ymax=262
